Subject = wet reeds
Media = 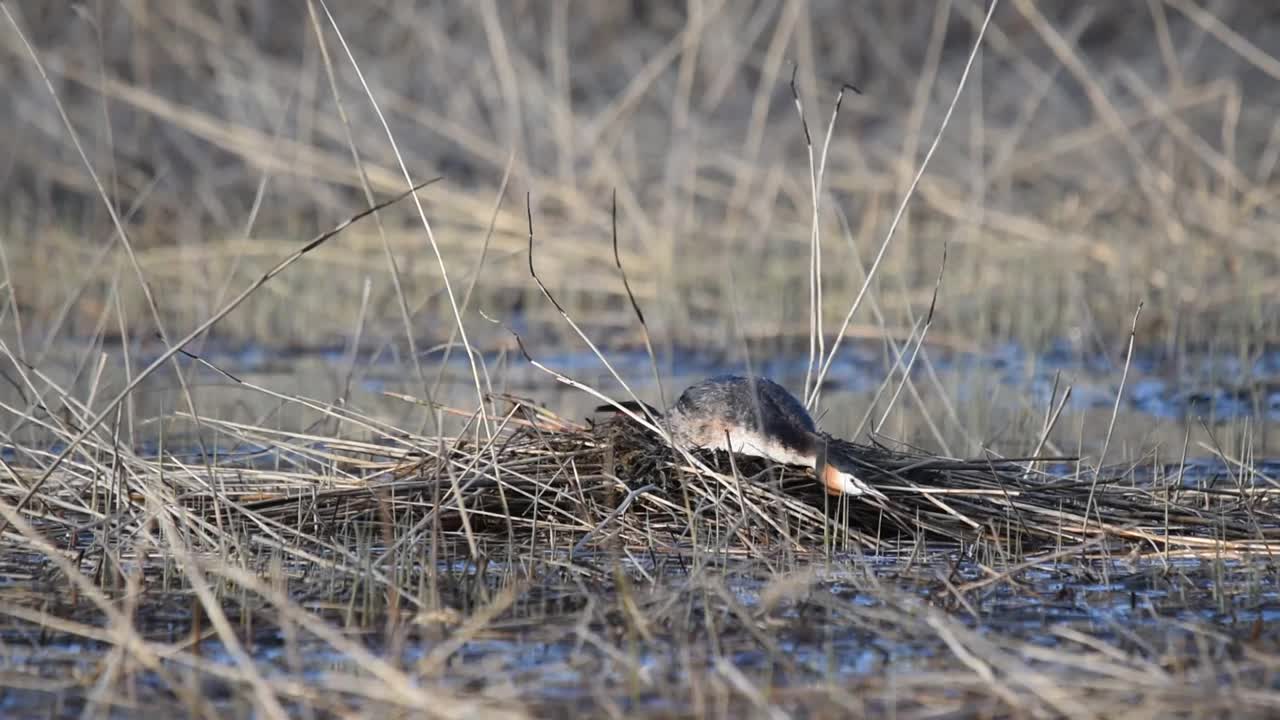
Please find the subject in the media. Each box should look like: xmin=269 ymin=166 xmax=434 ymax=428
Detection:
xmin=16 ymin=393 xmax=1276 ymax=563
xmin=3 ymin=1 xmax=1280 ymax=717
xmin=1 ymin=393 xmax=1279 ymax=716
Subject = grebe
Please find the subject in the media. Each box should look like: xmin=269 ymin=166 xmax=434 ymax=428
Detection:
xmin=610 ymin=375 xmax=883 ymax=499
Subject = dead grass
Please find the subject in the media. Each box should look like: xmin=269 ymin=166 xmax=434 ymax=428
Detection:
xmin=1 ymin=2 xmax=1277 ymax=353
xmin=0 ymin=388 xmax=1278 ymax=717
xmin=1 ymin=1 xmax=1280 ymax=717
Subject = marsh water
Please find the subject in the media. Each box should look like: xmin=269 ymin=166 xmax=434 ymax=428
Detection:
xmin=2 ymin=337 xmax=1277 ymax=716
xmin=4 ymin=551 xmax=1278 ymax=717
xmin=26 ymin=333 xmax=1279 ymax=446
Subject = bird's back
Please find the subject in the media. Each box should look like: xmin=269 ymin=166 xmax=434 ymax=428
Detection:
xmin=631 ymin=374 xmax=885 ymax=498
xmin=671 ymin=375 xmax=816 ymax=455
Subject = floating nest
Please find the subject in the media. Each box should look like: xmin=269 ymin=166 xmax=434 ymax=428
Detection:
xmin=21 ymin=394 xmax=1269 ymax=560
xmin=358 ymin=395 xmax=1280 ymax=557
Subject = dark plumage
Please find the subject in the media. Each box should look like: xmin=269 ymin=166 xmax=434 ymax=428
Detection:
xmin=672 ymin=375 xmax=817 ymax=456
xmin=597 ymin=375 xmax=884 ymax=498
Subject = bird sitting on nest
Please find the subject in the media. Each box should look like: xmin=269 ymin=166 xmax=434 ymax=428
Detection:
xmin=600 ymin=374 xmax=886 ymax=500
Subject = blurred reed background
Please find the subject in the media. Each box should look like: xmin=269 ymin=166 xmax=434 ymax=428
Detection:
xmin=2 ymin=0 xmax=1277 ymax=462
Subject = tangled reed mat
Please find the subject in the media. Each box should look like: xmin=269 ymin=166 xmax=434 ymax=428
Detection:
xmin=3 ymin=393 xmax=1280 ymax=717
xmin=207 ymin=395 xmax=1280 ymax=562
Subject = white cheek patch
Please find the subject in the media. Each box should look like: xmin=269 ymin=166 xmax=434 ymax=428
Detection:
xmin=829 ymin=469 xmax=887 ymax=500
xmin=688 ymin=427 xmax=886 ymax=501
xmin=705 ymin=429 xmax=816 ymax=468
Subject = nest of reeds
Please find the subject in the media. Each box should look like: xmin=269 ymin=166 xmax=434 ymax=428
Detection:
xmin=11 ymin=391 xmax=1276 ymax=568
xmin=308 ymin=395 xmax=1280 ymax=558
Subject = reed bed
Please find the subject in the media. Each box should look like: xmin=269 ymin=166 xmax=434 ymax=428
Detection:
xmin=12 ymin=392 xmax=1272 ymax=565
xmin=3 ymin=1 xmax=1280 ymax=716
xmin=2 ymin=394 xmax=1279 ymax=717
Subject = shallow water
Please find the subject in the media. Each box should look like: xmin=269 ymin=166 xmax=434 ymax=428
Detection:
xmin=184 ymin=335 xmax=1280 ymax=423
xmin=2 ymin=338 xmax=1277 ymax=715
xmin=2 ymin=553 xmax=1275 ymax=716
xmin=38 ymin=334 xmax=1279 ymax=426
